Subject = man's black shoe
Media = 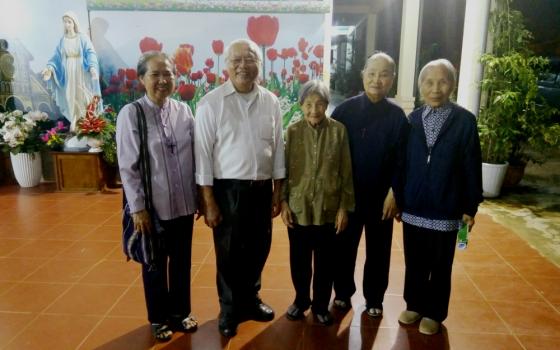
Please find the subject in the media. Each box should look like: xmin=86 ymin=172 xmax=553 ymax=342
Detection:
xmin=218 ymin=314 xmax=237 ymax=338
xmin=251 ymin=302 xmax=275 ymax=321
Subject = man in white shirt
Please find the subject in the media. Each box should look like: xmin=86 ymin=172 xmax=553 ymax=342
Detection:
xmin=194 ymin=38 xmax=285 ymax=338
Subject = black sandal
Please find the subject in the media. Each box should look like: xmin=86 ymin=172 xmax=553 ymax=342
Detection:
xmin=151 ymin=323 xmax=173 ymax=342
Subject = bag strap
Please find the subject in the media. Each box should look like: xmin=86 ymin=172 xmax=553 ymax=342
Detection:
xmin=132 ymin=101 xmax=154 ymax=212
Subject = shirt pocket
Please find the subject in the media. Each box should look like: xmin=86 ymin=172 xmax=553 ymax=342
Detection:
xmin=259 ymin=114 xmax=274 ymax=141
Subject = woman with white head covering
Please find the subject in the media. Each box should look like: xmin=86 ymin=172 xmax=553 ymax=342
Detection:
xmin=42 ymin=11 xmax=102 ymax=131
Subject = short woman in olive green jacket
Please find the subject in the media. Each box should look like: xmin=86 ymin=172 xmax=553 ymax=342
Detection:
xmin=281 ymin=80 xmax=355 ymax=325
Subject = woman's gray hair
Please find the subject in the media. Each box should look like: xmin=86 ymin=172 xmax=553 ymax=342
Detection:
xmin=417 ymin=59 xmax=457 ymax=89
xmin=224 ymin=38 xmax=262 ymax=64
xmin=298 ymin=80 xmax=330 ymax=105
xmin=137 ymin=51 xmax=175 ymax=78
xmin=363 ymin=52 xmax=396 ymax=76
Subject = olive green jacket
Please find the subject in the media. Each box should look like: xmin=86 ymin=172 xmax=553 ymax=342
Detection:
xmin=282 ymin=118 xmax=355 ymax=226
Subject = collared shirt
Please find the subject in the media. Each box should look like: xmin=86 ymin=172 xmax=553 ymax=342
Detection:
xmin=116 ymin=95 xmax=197 ymax=220
xmin=402 ymin=103 xmax=460 ymax=231
xmin=282 ymin=118 xmax=355 ymax=226
xmin=422 ymin=103 xmax=453 ymax=148
xmin=194 ymin=80 xmax=285 ymax=185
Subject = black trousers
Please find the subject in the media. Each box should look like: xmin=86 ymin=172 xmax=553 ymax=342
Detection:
xmin=288 ymin=224 xmax=336 ymax=314
xmin=402 ymin=222 xmax=457 ymax=322
xmin=142 ymin=214 xmax=194 ymax=324
xmin=333 ymin=208 xmax=393 ymax=308
xmin=212 ymin=179 xmax=273 ymax=318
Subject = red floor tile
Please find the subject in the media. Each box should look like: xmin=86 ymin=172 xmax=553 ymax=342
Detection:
xmin=0 ymin=185 xmax=558 ymax=349
xmin=4 ymin=314 xmax=101 ymax=350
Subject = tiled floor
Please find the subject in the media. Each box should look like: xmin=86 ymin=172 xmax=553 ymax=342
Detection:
xmin=1 ymin=185 xmax=560 ymax=349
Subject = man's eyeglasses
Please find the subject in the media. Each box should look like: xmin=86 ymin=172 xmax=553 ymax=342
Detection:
xmin=230 ymin=56 xmax=258 ymax=66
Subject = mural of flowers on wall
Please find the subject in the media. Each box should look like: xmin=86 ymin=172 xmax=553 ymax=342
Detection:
xmin=99 ymin=14 xmax=323 ymax=127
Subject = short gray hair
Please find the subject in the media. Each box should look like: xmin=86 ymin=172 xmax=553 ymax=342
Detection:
xmin=298 ymin=80 xmax=330 ymax=105
xmin=417 ymin=59 xmax=457 ymax=90
xmin=224 ymin=38 xmax=262 ymax=64
xmin=137 ymin=51 xmax=175 ymax=78
xmin=363 ymin=52 xmax=396 ymax=76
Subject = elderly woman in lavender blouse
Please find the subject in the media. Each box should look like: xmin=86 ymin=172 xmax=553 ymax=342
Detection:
xmin=116 ymin=51 xmax=197 ymax=342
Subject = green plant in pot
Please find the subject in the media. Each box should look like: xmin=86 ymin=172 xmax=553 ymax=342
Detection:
xmin=478 ymin=0 xmax=560 ymax=193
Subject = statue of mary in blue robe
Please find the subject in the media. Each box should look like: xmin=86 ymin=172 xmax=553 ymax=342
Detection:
xmin=43 ymin=11 xmax=102 ymax=132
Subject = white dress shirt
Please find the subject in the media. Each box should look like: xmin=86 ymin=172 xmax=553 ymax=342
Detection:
xmin=194 ymin=80 xmax=285 ymax=185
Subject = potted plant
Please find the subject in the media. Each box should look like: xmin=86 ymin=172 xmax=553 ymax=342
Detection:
xmin=478 ymin=0 xmax=560 ymax=197
xmin=99 ymin=105 xmax=119 ymax=187
xmin=0 ymin=110 xmax=52 ymax=187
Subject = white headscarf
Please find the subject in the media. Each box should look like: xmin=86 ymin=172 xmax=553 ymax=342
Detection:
xmin=62 ymin=11 xmax=81 ymax=34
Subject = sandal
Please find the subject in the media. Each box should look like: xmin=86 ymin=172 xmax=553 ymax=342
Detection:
xmin=151 ymin=323 xmax=173 ymax=342
xmin=314 ymin=311 xmax=334 ymax=326
xmin=178 ymin=315 xmax=198 ymax=333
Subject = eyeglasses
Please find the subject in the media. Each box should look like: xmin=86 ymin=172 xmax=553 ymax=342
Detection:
xmin=229 ymin=56 xmax=258 ymax=66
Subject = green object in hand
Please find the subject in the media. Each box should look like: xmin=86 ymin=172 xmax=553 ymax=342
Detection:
xmin=457 ymin=223 xmax=468 ymax=250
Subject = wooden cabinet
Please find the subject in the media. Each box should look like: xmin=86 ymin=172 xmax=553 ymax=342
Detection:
xmin=52 ymin=152 xmax=106 ymax=192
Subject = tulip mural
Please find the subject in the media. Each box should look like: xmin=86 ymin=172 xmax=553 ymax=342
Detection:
xmin=99 ymin=14 xmax=324 ymax=128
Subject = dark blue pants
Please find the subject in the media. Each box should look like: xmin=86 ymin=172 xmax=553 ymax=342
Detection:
xmin=212 ymin=179 xmax=273 ymax=319
xmin=402 ymin=222 xmax=457 ymax=322
xmin=288 ymin=224 xmax=336 ymax=314
xmin=333 ymin=208 xmax=393 ymax=309
xmin=142 ymin=215 xmax=194 ymax=324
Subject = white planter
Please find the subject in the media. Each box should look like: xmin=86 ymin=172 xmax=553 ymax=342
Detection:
xmin=482 ymin=162 xmax=508 ymax=198
xmin=10 ymin=152 xmax=42 ymax=187
xmin=87 ymin=137 xmax=103 ymax=153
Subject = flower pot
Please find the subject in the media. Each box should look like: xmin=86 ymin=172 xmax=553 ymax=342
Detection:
xmin=502 ymin=162 xmax=527 ymax=188
xmin=482 ymin=162 xmax=508 ymax=198
xmin=10 ymin=152 xmax=42 ymax=188
xmin=87 ymin=137 xmax=103 ymax=153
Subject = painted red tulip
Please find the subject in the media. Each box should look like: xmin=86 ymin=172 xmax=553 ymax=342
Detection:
xmin=246 ymin=15 xmax=279 ymax=47
xmin=212 ymin=40 xmax=224 ymax=55
xmin=139 ymin=37 xmax=162 ymax=53
xmin=288 ymin=47 xmax=297 ymax=57
xmin=125 ymin=80 xmax=134 ymax=89
xmin=125 ymin=68 xmax=137 ymax=81
xmin=279 ymin=48 xmax=290 ymax=60
xmin=205 ymin=58 xmax=214 ymax=69
xmin=118 ymin=69 xmax=126 ymax=82
xmin=175 ymin=46 xmax=193 ymax=76
xmin=267 ymin=48 xmax=278 ymax=61
xmin=313 ymin=45 xmax=324 ymax=59
xmin=300 ymin=64 xmax=307 ymax=72
xmin=110 ymin=75 xmax=120 ymax=85
xmin=203 ymin=67 xmax=210 ymax=74
xmin=179 ymin=43 xmax=195 ymax=55
xmin=298 ymin=74 xmax=309 ymax=84
xmin=206 ymin=72 xmax=216 ymax=84
xmin=302 ymin=52 xmax=309 ymax=60
xmin=178 ymin=83 xmax=196 ymax=101
xmin=190 ymin=71 xmax=200 ymax=81
xmin=298 ymin=38 xmax=308 ymax=53
xmin=293 ymin=59 xmax=301 ymax=68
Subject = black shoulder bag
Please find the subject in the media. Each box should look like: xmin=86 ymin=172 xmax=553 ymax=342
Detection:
xmin=122 ymin=101 xmax=163 ymax=270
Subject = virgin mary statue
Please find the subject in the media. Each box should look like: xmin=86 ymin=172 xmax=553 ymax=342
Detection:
xmin=42 ymin=11 xmax=102 ymax=132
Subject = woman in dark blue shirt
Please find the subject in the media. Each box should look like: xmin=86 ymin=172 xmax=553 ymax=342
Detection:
xmin=398 ymin=59 xmax=483 ymax=335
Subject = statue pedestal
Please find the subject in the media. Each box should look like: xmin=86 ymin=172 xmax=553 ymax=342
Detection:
xmin=52 ymin=152 xmax=106 ymax=192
